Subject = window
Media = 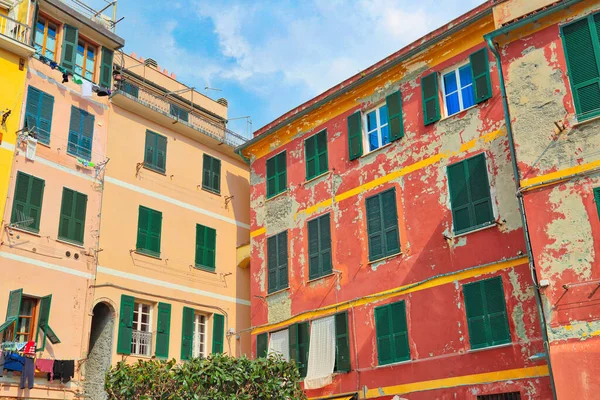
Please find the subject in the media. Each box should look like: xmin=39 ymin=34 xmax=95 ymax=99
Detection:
xmin=594 ymin=187 xmax=600 ymax=218
xmin=136 ymin=206 xmax=162 ymax=257
xmin=170 ymin=104 xmax=189 ymax=122
xmin=374 ymin=301 xmax=410 ymax=366
xmin=195 ymin=224 xmax=216 ymax=270
xmin=193 ymin=314 xmax=207 ymax=358
xmin=256 ymin=332 xmax=268 ymax=358
xmin=477 ymin=393 xmax=521 ymax=400
xmin=34 ymin=17 xmax=57 ymax=60
xmin=267 ymin=329 xmax=290 ymax=361
xmin=10 ymin=171 xmax=45 ymax=233
xmin=305 ymin=130 xmax=328 ymax=180
xmin=202 ymin=154 xmax=221 ymax=194
xmin=365 ymin=188 xmax=400 ymax=261
xmin=422 ymin=48 xmax=491 ymax=125
xmin=144 ymin=130 xmax=167 ymax=173
xmin=0 ymin=290 xmax=59 ymax=351
xmin=289 ymin=322 xmax=310 ymax=377
xmin=58 ymin=187 xmax=87 ymax=244
xmin=267 ymin=231 xmax=288 ymax=293
xmin=442 ymin=64 xmax=475 ymax=116
xmin=131 ymin=302 xmax=152 ymax=357
xmin=24 ymin=85 xmax=54 ymax=145
xmin=266 ymin=151 xmax=287 ymax=198
xmin=75 ymin=40 xmax=96 ymax=81
xmin=561 ymin=12 xmax=600 ymax=121
xmin=463 ymin=276 xmax=511 ymax=350
xmin=365 ymin=105 xmax=389 ymax=152
xmin=67 ymin=106 xmax=94 ymax=161
xmin=447 ymin=153 xmax=494 ymax=234
xmin=334 ymin=312 xmax=350 ymax=372
xmin=211 ymin=313 xmax=225 ymax=354
xmin=307 ymin=213 xmax=332 ymax=280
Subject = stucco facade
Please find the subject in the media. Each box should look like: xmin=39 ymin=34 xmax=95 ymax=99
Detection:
xmin=239 ymin=2 xmax=554 ymax=399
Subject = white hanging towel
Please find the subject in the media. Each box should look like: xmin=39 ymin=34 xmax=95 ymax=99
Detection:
xmin=81 ymin=80 xmax=93 ymax=97
xmin=267 ymin=329 xmax=290 ymax=361
xmin=304 ymin=316 xmax=335 ymax=390
xmin=25 ymin=137 xmax=37 ymax=161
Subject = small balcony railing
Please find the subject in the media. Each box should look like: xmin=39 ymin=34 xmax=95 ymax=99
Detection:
xmin=192 ymin=332 xmax=206 ymax=358
xmin=113 ymin=80 xmax=248 ymax=149
xmin=0 ymin=13 xmax=31 ymax=45
xmin=131 ymin=329 xmax=152 ymax=357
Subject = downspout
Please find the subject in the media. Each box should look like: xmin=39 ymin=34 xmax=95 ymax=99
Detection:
xmin=486 ymin=37 xmax=558 ymax=400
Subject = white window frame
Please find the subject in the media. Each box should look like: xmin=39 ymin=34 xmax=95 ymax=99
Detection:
xmin=131 ymin=301 xmax=153 ymax=357
xmin=440 ymin=61 xmax=475 ymax=117
xmin=362 ymin=103 xmax=389 ymax=154
xmin=192 ymin=313 xmax=207 ymax=358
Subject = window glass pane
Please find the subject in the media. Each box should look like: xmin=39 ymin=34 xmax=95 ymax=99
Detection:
xmin=379 ymin=105 xmax=388 ymax=125
xmin=367 ymin=110 xmax=378 ymax=132
xmin=369 ymin=131 xmax=379 ymax=151
xmin=35 ymin=21 xmax=44 ymax=50
xmin=17 ymin=317 xmax=30 ymax=334
xmin=381 ymin=125 xmax=390 ymax=146
xmin=443 ymin=72 xmax=458 ymax=94
xmin=20 ymin=299 xmax=35 ymax=316
xmin=446 ymin=92 xmax=460 ymax=115
xmin=462 ymin=86 xmax=475 ymax=109
xmin=459 ymin=65 xmax=473 ymax=86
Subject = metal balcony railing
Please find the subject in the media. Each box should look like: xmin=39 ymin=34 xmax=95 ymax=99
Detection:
xmin=114 ymin=80 xmax=249 ymax=149
xmin=57 ymin=0 xmax=117 ymax=32
xmin=192 ymin=332 xmax=206 ymax=358
xmin=0 ymin=13 xmax=31 ymax=45
xmin=131 ymin=329 xmax=152 ymax=357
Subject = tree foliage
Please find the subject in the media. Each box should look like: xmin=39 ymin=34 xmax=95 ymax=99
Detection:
xmin=105 ymin=354 xmax=307 ymax=400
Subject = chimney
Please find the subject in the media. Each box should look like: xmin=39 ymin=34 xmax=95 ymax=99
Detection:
xmin=217 ymin=98 xmax=228 ymax=107
xmin=145 ymin=58 xmax=158 ymax=68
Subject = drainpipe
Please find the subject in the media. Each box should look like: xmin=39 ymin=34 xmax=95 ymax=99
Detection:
xmin=486 ymin=37 xmax=558 ymax=400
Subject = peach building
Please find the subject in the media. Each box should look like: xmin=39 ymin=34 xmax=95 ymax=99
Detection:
xmin=84 ymin=51 xmax=251 ymax=397
xmin=0 ymin=0 xmax=122 ymax=399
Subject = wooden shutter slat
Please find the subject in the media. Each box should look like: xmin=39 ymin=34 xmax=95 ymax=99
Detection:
xmin=116 ymin=294 xmax=135 ymax=354
xmin=149 ymin=209 xmax=162 ymax=255
xmin=347 ymin=112 xmax=363 ymax=160
xmin=334 ymin=311 xmax=350 ymax=372
xmin=256 ymin=333 xmax=268 ymax=358
xmin=212 ymin=313 xmax=225 ymax=354
xmin=156 ymin=134 xmax=167 ymax=172
xmin=464 ymin=281 xmax=490 ymax=349
xmin=288 ymin=323 xmax=298 ymax=362
xmin=594 ymin=188 xmax=600 ymax=218
xmin=375 ymin=305 xmax=392 ymax=365
xmin=38 ymin=92 xmax=54 ymax=144
xmin=58 ymin=188 xmax=74 ymax=241
xmin=6 ymin=289 xmax=23 ymax=320
xmin=297 ymin=322 xmax=309 ymax=377
xmin=484 ymin=277 xmax=511 ymax=345
xmin=181 ymin=306 xmax=194 ymax=360
xmin=67 ymin=107 xmax=81 ymax=156
xmin=421 ymin=72 xmax=441 ymax=125
xmin=319 ymin=214 xmax=332 ymax=276
xmin=36 ymin=295 xmax=52 ymax=351
xmin=155 ymin=302 xmax=171 ymax=359
xmin=386 ymin=91 xmax=405 ymax=141
xmin=277 ymin=231 xmax=288 ymax=289
xmin=380 ymin=189 xmax=400 ymax=256
xmin=11 ymin=172 xmax=31 ymax=229
xmin=80 ymin=111 xmax=95 ymax=161
xmin=267 ymin=235 xmax=278 ymax=293
xmin=470 ymin=48 xmax=492 ymax=103
xmin=61 ymin=25 xmax=78 ymax=72
xmin=136 ymin=206 xmax=150 ymax=252
xmin=307 ymin=218 xmax=320 ymax=280
xmin=99 ymin=47 xmax=114 ymax=88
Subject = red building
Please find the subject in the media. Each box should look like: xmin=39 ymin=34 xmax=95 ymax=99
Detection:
xmin=236 ymin=1 xmax=573 ymax=399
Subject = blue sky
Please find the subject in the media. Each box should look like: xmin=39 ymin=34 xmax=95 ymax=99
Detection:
xmin=91 ymin=0 xmax=484 ymax=137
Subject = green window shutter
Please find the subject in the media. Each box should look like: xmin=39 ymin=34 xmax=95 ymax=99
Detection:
xmin=11 ymin=172 xmax=45 ymax=232
xmin=421 ymin=72 xmax=441 ymax=125
xmin=116 ymin=295 xmax=135 ymax=355
xmin=305 ymin=130 xmax=328 ymax=180
xmin=386 ymin=91 xmax=405 ymax=141
xmin=202 ymin=154 xmax=221 ymax=194
xmin=594 ymin=188 xmax=600 ymax=218
xmin=375 ymin=301 xmax=410 ymax=365
xmin=561 ymin=15 xmax=600 ymax=120
xmin=307 ymin=213 xmax=332 ymax=280
xmin=99 ymin=47 xmax=114 ymax=88
xmin=24 ymin=86 xmax=40 ymax=133
xmin=366 ymin=189 xmax=400 ymax=261
xmin=288 ymin=323 xmax=297 ymax=362
xmin=155 ymin=302 xmax=171 ymax=359
xmin=58 ymin=188 xmax=87 ymax=244
xmin=211 ymin=313 xmax=225 ymax=354
xmin=266 ymin=152 xmax=287 ymax=198
xmin=67 ymin=107 xmax=81 ymax=157
xmin=181 ymin=307 xmax=194 ymax=360
xmin=149 ymin=209 xmax=162 ymax=255
xmin=136 ymin=206 xmax=162 ymax=256
xmin=470 ymin=48 xmax=492 ymax=103
xmin=144 ymin=131 xmax=167 ymax=173
xmin=36 ymin=295 xmax=61 ymax=350
xmin=195 ymin=224 xmax=216 ymax=270
xmin=156 ymin=134 xmax=167 ymax=172
xmin=61 ymin=25 xmax=78 ymax=72
xmin=267 ymin=236 xmax=277 ymax=293
xmin=347 ymin=111 xmax=363 ymax=160
xmin=136 ymin=206 xmax=150 ymax=252
xmin=256 ymin=333 xmax=268 ymax=358
xmin=297 ymin=322 xmax=309 ymax=377
xmin=463 ymin=277 xmax=511 ymax=350
xmin=447 ymin=153 xmax=494 ymax=234
xmin=30 ymin=4 xmax=38 ymax=47
xmin=25 ymin=86 xmax=54 ymax=145
xmin=334 ymin=311 xmax=350 ymax=372
xmin=267 ymin=231 xmax=288 ymax=293
xmin=0 ymin=289 xmax=22 ymax=335
xmin=80 ymin=111 xmax=94 ymax=161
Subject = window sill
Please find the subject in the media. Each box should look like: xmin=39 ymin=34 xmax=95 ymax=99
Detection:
xmin=304 ymin=171 xmax=330 ymax=185
xmin=201 ymin=186 xmax=221 ymax=196
xmin=36 ymin=140 xmax=51 ymax=149
xmin=361 ymin=142 xmax=393 ymax=159
xmin=571 ymin=113 xmax=600 ymax=129
xmin=368 ymin=252 xmax=402 ymax=265
xmin=307 ymin=272 xmax=336 ymax=284
xmin=193 ymin=265 xmax=217 ymax=274
xmin=56 ymin=237 xmax=85 ymax=249
xmin=468 ymin=342 xmax=512 ymax=354
xmin=66 ymin=150 xmax=91 ymax=163
xmin=452 ymin=222 xmax=496 ymax=238
xmin=266 ymin=287 xmax=290 ymax=297
xmin=375 ymin=358 xmax=411 ymax=369
xmin=440 ymin=104 xmax=478 ymax=122
xmin=134 ymin=249 xmax=162 ymax=260
xmin=143 ymin=164 xmax=166 ymax=176
xmin=266 ymin=189 xmax=289 ymax=202
xmin=8 ymin=226 xmax=40 ymax=237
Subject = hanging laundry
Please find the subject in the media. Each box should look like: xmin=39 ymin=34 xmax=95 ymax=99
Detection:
xmin=81 ymin=80 xmax=93 ymax=97
xmin=23 ymin=341 xmax=36 ymax=356
xmin=3 ymin=342 xmax=17 ymax=351
xmin=52 ymin=360 xmax=75 ymax=383
xmin=20 ymin=357 xmax=34 ymax=389
xmin=0 ymin=351 xmax=4 ymax=377
xmin=73 ymin=75 xmax=84 ymax=86
xmin=36 ymin=358 xmax=54 ymax=381
xmin=4 ymin=353 xmax=25 ymax=372
xmin=15 ymin=342 xmax=26 ymax=351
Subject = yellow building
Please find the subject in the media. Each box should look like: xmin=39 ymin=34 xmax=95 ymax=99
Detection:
xmin=0 ymin=0 xmax=34 ymax=221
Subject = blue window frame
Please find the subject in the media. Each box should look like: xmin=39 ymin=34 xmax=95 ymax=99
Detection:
xmin=365 ymin=104 xmax=389 ymax=152
xmin=442 ymin=64 xmax=475 ymax=116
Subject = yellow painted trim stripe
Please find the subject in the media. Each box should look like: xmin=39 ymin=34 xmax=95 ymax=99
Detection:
xmin=252 ymin=256 xmax=528 ymax=335
xmin=363 ymin=365 xmax=549 ymax=398
xmin=251 ymin=128 xmax=506 ymax=236
xmin=520 ymin=159 xmax=600 ymax=189
xmin=250 ymin=227 xmax=266 ymax=238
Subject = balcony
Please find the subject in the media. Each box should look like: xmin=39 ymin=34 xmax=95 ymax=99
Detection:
xmin=111 ymin=80 xmax=248 ymax=158
xmin=0 ymin=13 xmax=34 ymax=57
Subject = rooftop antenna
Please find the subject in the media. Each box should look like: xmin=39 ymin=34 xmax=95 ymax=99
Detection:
xmin=204 ymin=86 xmax=222 ymax=94
xmin=228 ymin=116 xmax=252 ymax=138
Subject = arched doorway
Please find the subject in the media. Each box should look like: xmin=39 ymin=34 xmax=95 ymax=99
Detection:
xmin=84 ymin=302 xmax=115 ymax=400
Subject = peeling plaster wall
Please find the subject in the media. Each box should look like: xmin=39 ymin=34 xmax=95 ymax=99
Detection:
xmin=501 ymin=3 xmax=600 ymax=399
xmin=246 ymin=12 xmax=550 ymax=399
